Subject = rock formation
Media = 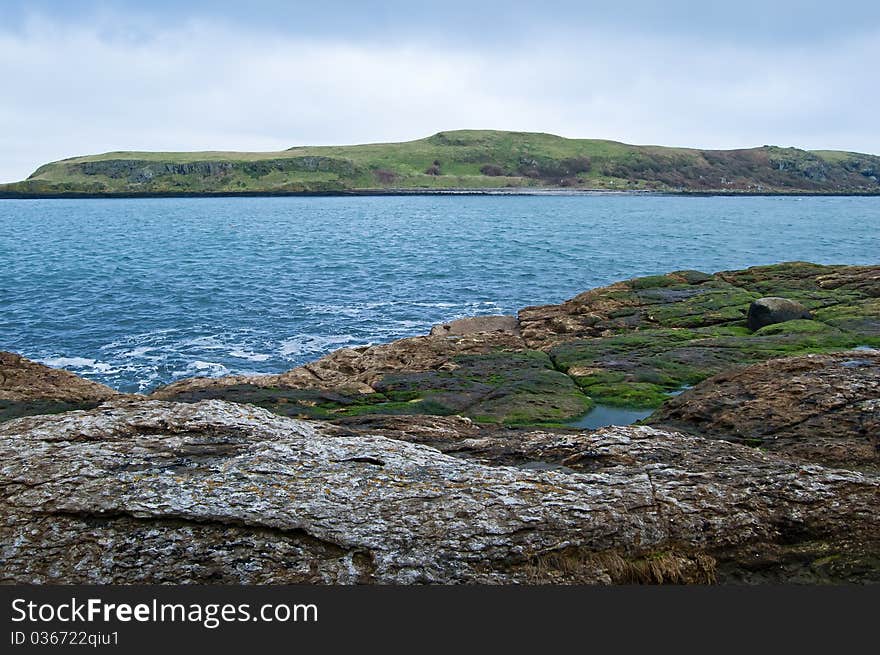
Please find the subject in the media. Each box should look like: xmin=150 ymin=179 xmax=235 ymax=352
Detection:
xmin=148 ymin=262 xmax=880 ymax=424
xmin=2 ymin=399 xmax=878 ymax=584
xmin=0 ymin=351 xmax=117 ymax=422
xmin=648 ymin=350 xmax=880 ymax=471
xmin=2 ymin=262 xmax=878 ymax=584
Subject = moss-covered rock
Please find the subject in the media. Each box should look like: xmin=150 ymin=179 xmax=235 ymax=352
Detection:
xmin=152 ymin=339 xmax=590 ymax=426
xmin=370 ymin=350 xmax=591 ymax=425
xmin=533 ymin=264 xmax=880 ymax=408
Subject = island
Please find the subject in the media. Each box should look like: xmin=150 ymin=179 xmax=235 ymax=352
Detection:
xmin=2 ymin=130 xmax=880 ymax=197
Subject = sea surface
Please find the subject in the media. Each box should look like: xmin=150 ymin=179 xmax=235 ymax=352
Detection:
xmin=1 ymin=195 xmax=878 ymax=393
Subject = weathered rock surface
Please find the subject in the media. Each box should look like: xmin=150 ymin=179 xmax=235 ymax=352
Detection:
xmin=648 ymin=351 xmax=880 ymax=471
xmin=154 ymin=332 xmax=525 ymax=396
xmin=430 ymin=315 xmax=520 ymax=337
xmin=0 ymin=351 xmax=118 ymax=422
xmin=151 ymin=332 xmax=590 ymax=426
xmin=747 ymin=297 xmax=812 ymax=331
xmin=2 ymin=399 xmax=878 ymax=584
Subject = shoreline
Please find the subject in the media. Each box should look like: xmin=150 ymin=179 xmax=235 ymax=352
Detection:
xmin=3 ymin=188 xmax=880 ymax=200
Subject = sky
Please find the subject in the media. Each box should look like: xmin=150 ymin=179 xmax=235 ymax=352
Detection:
xmin=1 ymin=1 xmax=879 ymax=182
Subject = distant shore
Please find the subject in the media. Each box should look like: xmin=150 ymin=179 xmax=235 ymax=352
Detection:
xmin=3 ymin=188 xmax=880 ymax=200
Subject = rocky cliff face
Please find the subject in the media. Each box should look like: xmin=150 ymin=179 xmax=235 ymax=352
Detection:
xmin=69 ymin=156 xmax=359 ymax=184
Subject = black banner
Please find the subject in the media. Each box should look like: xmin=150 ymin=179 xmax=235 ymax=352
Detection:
xmin=0 ymin=585 xmax=874 ymax=652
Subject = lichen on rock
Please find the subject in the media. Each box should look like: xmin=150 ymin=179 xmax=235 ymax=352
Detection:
xmin=2 ymin=399 xmax=878 ymax=584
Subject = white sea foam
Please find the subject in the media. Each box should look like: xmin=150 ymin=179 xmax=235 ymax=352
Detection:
xmin=39 ymin=356 xmax=97 ymax=369
xmin=120 ymin=346 xmax=155 ymax=358
xmin=303 ymin=304 xmax=367 ymax=317
xmin=279 ymin=334 xmax=358 ymax=357
xmin=229 ymin=349 xmax=271 ymax=362
xmin=38 ymin=356 xmax=117 ymax=374
xmin=183 ymin=335 xmax=226 ymax=349
xmin=134 ymin=371 xmax=163 ymax=392
xmin=185 ymin=361 xmax=230 ymax=377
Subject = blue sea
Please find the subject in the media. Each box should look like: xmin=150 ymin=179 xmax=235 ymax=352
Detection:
xmin=1 ymin=195 xmax=878 ymax=393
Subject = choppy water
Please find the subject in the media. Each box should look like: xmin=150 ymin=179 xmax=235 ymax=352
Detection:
xmin=1 ymin=195 xmax=877 ymax=392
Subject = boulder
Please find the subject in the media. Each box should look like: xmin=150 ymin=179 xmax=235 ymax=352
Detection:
xmin=1 ymin=399 xmax=878 ymax=584
xmin=747 ymin=297 xmax=812 ymax=331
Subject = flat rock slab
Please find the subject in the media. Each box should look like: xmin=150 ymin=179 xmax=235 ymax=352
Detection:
xmin=2 ymin=399 xmax=878 ymax=584
xmin=430 ymin=315 xmax=520 ymax=337
xmin=151 ymin=334 xmax=589 ymax=426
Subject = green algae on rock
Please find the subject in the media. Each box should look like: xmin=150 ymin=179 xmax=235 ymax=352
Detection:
xmin=152 ymin=338 xmax=590 ymax=427
xmin=527 ymin=262 xmax=880 ymax=410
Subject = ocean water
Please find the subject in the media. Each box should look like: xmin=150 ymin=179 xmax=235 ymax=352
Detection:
xmin=1 ymin=194 xmax=878 ymax=393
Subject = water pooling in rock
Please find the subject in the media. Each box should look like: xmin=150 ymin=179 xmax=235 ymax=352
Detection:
xmin=566 ymin=405 xmax=654 ymax=430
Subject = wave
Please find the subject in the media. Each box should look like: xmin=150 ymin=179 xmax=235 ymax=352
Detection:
xmin=279 ymin=334 xmax=362 ymax=358
xmin=229 ymin=349 xmax=272 ymax=362
xmin=181 ymin=361 xmax=230 ymax=377
xmin=37 ymin=356 xmax=115 ymax=374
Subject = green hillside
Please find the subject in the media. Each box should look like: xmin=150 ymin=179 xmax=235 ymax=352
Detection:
xmin=3 ymin=130 xmax=880 ymax=196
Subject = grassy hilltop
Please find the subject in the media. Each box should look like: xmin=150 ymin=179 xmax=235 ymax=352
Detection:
xmin=3 ymin=130 xmax=880 ymax=196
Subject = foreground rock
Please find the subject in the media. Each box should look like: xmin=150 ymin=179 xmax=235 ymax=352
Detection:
xmin=648 ymin=351 xmax=880 ymax=471
xmin=0 ymin=351 xmax=117 ymax=422
xmin=1 ymin=399 xmax=878 ymax=584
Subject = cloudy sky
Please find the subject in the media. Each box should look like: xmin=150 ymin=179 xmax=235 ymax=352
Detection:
xmin=1 ymin=0 xmax=879 ymax=182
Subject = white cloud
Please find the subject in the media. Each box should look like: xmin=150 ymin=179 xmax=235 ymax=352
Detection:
xmin=1 ymin=16 xmax=878 ymax=182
